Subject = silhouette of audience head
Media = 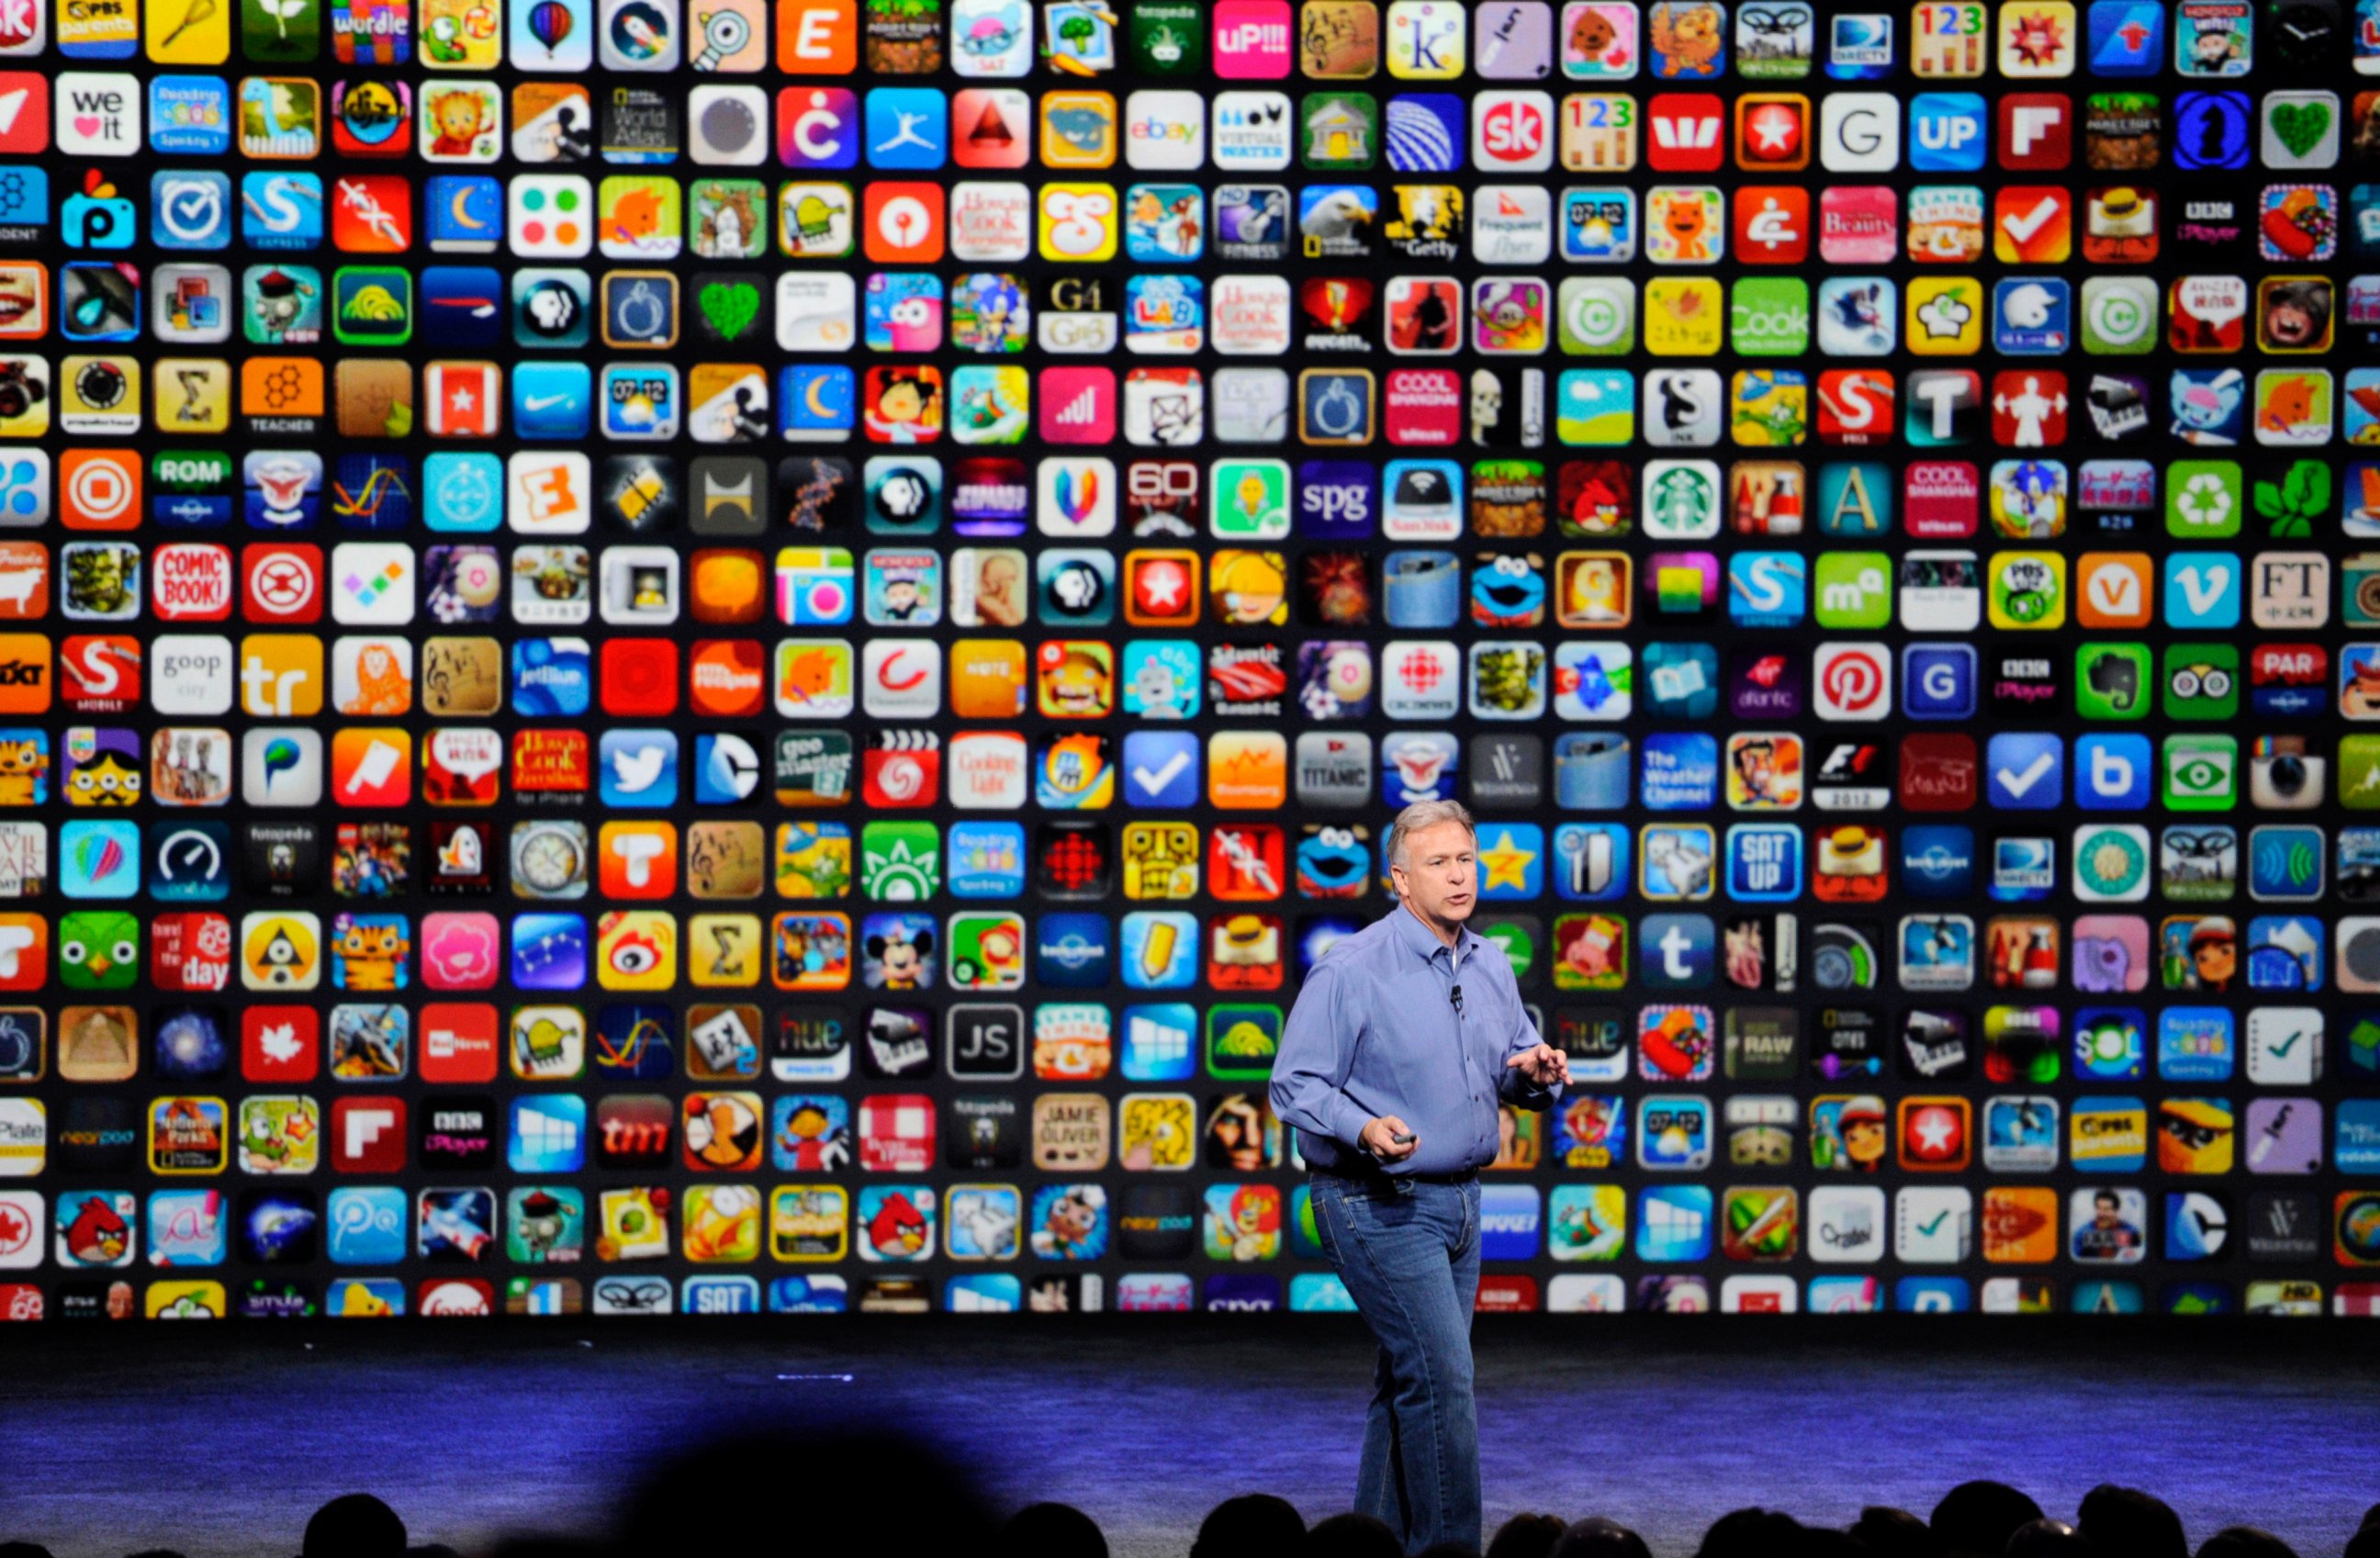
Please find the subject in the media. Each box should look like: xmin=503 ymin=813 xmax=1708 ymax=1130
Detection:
xmin=2077 ymin=1485 xmax=2187 ymax=1558
xmin=1308 ymin=1511 xmax=1408 ymax=1558
xmin=996 ymin=1502 xmax=1106 ymax=1558
xmin=1489 ymin=1513 xmax=1569 ymax=1558
xmin=1852 ymin=1506 xmax=1940 ymax=1558
xmin=0 ymin=1459 xmax=2344 ymax=1558
xmin=2004 ymin=1518 xmax=2093 ymax=1558
xmin=1191 ymin=1493 xmax=1307 ymax=1558
xmin=2194 ymin=1529 xmax=2297 ymax=1558
xmin=1932 ymin=1482 xmax=2047 ymax=1558
xmin=302 ymin=1495 xmax=407 ymax=1558
xmin=1551 ymin=1514 xmax=1656 ymax=1558
xmin=1697 ymin=1508 xmax=1808 ymax=1558
xmin=617 ymin=1432 xmax=993 ymax=1554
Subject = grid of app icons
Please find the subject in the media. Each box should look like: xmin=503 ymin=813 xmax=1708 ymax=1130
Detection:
xmin=1 ymin=0 xmax=2379 ymax=1318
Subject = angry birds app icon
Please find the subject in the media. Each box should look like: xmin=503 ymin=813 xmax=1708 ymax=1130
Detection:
xmin=58 ymin=910 xmax=140 ymax=991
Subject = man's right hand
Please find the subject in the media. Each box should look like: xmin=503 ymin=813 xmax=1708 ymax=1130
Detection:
xmin=1359 ymin=1115 xmax=1418 ymax=1162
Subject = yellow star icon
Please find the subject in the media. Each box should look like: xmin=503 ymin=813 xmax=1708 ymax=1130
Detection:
xmin=1477 ymin=828 xmax=1537 ymax=892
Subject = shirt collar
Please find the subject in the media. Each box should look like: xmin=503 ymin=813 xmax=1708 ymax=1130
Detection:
xmin=1392 ymin=900 xmax=1473 ymax=966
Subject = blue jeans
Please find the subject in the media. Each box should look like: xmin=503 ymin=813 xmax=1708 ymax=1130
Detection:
xmin=1308 ymin=1172 xmax=1483 ymax=1556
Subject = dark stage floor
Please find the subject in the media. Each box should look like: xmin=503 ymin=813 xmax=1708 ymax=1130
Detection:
xmin=3 ymin=1322 xmax=2376 ymax=1558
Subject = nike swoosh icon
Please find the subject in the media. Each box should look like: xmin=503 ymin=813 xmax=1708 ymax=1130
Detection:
xmin=1999 ymin=198 xmax=2058 ymax=245
xmin=1132 ymin=750 xmax=1191 ymax=795
xmin=523 ymin=394 xmax=571 ymax=412
xmin=1994 ymin=752 xmax=2055 ymax=798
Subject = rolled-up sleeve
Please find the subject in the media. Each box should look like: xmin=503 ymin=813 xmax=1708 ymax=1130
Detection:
xmin=1270 ymin=958 xmax=1375 ymax=1152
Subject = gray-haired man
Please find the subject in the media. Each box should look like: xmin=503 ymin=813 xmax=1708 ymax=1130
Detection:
xmin=1269 ymin=800 xmax=1569 ymax=1554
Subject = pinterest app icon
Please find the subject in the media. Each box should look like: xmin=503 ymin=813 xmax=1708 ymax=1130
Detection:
xmin=1813 ymin=644 xmax=1891 ymax=722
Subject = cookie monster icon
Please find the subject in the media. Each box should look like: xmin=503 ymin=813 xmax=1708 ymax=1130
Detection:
xmin=1469 ymin=554 xmax=1547 ymax=628
xmin=1294 ymin=827 xmax=1371 ymax=901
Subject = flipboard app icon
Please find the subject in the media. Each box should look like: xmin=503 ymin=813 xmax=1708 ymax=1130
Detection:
xmin=331 ymin=1096 xmax=408 ymax=1172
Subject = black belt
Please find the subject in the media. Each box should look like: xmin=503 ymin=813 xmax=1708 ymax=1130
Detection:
xmin=1311 ymin=1162 xmax=1479 ymax=1189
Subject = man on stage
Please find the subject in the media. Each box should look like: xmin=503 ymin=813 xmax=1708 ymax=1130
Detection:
xmin=1270 ymin=800 xmax=1571 ymax=1554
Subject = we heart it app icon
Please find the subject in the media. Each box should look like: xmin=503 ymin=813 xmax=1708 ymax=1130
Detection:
xmin=53 ymin=72 xmax=138 ymax=156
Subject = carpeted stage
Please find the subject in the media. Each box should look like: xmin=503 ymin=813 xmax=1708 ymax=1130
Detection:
xmin=3 ymin=1321 xmax=2375 ymax=1558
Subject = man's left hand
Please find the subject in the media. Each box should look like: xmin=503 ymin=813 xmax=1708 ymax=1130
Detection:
xmin=1506 ymin=1044 xmax=1569 ymax=1087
